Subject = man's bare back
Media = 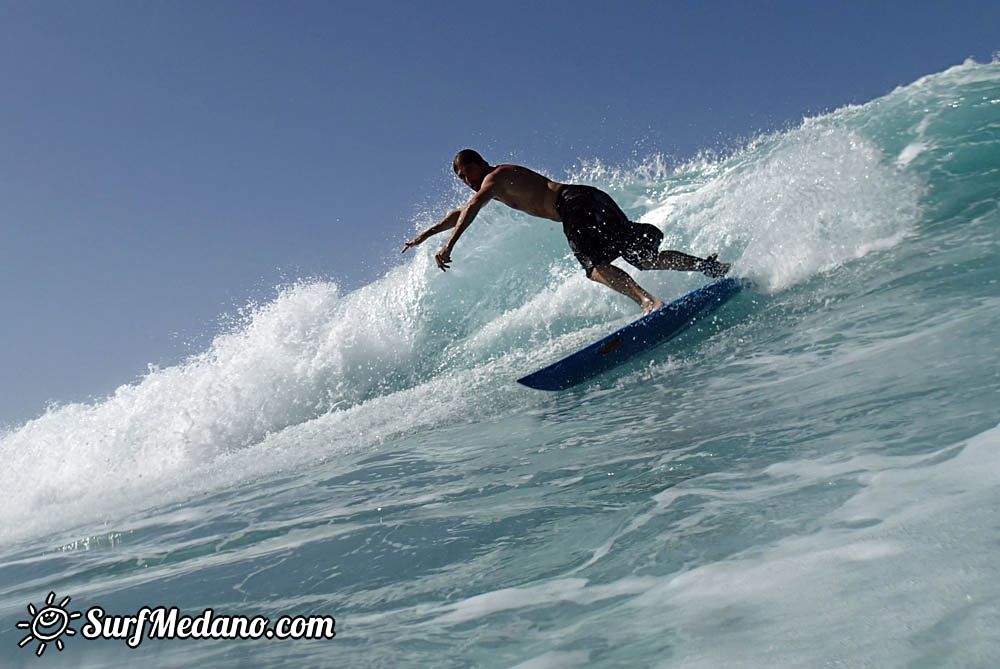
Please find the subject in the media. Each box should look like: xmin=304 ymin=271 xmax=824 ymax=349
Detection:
xmin=471 ymin=164 xmax=564 ymax=222
xmin=401 ymin=149 xmax=730 ymax=315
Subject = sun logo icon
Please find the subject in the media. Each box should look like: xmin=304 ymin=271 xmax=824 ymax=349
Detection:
xmin=16 ymin=591 xmax=82 ymax=657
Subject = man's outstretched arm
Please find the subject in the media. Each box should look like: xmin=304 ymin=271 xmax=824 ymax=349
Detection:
xmin=435 ymin=178 xmax=497 ymax=271
xmin=401 ymin=209 xmax=461 ymax=253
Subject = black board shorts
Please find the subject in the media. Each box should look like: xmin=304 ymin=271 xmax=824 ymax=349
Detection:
xmin=555 ymin=184 xmax=663 ymax=275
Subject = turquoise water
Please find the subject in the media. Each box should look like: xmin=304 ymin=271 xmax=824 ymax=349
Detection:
xmin=2 ymin=59 xmax=999 ymax=667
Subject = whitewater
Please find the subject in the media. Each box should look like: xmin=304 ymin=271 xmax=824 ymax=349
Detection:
xmin=1 ymin=59 xmax=998 ymax=667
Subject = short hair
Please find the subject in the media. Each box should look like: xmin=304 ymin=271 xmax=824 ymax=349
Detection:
xmin=453 ymin=149 xmax=487 ymax=172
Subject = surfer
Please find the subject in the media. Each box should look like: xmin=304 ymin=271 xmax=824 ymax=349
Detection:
xmin=401 ymin=149 xmax=730 ymax=315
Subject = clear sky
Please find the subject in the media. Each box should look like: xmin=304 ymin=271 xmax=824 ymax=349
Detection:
xmin=2 ymin=0 xmax=998 ymax=426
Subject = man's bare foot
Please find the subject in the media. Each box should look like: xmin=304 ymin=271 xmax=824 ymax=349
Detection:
xmin=697 ymin=253 xmax=731 ymax=278
xmin=641 ymin=297 xmax=665 ymax=315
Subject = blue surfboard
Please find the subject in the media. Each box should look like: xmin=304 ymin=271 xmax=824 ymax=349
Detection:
xmin=517 ymin=278 xmax=745 ymax=391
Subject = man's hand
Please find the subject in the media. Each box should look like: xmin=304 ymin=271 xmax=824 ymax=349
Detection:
xmin=401 ymin=237 xmax=421 ymax=254
xmin=434 ymin=176 xmax=496 ymax=272
xmin=435 ymin=246 xmax=452 ymax=271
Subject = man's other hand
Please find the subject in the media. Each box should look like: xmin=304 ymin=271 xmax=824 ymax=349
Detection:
xmin=435 ymin=246 xmax=452 ymax=271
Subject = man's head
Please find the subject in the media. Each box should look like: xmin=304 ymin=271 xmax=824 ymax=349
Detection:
xmin=453 ymin=149 xmax=490 ymax=190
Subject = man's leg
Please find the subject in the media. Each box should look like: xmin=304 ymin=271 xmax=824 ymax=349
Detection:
xmin=588 ymin=264 xmax=664 ymax=315
xmin=642 ymin=250 xmax=703 ymax=270
xmin=640 ymin=250 xmax=731 ymax=277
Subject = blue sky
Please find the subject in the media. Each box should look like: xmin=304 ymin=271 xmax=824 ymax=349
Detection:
xmin=2 ymin=0 xmax=998 ymax=425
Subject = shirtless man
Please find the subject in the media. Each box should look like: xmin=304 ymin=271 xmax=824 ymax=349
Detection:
xmin=401 ymin=149 xmax=730 ymax=314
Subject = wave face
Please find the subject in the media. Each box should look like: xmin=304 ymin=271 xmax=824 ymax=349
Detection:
xmin=1 ymin=60 xmax=999 ymax=667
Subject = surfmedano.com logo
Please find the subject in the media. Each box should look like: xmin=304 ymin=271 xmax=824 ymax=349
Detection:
xmin=16 ymin=591 xmax=82 ymax=656
xmin=15 ymin=590 xmax=337 ymax=657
